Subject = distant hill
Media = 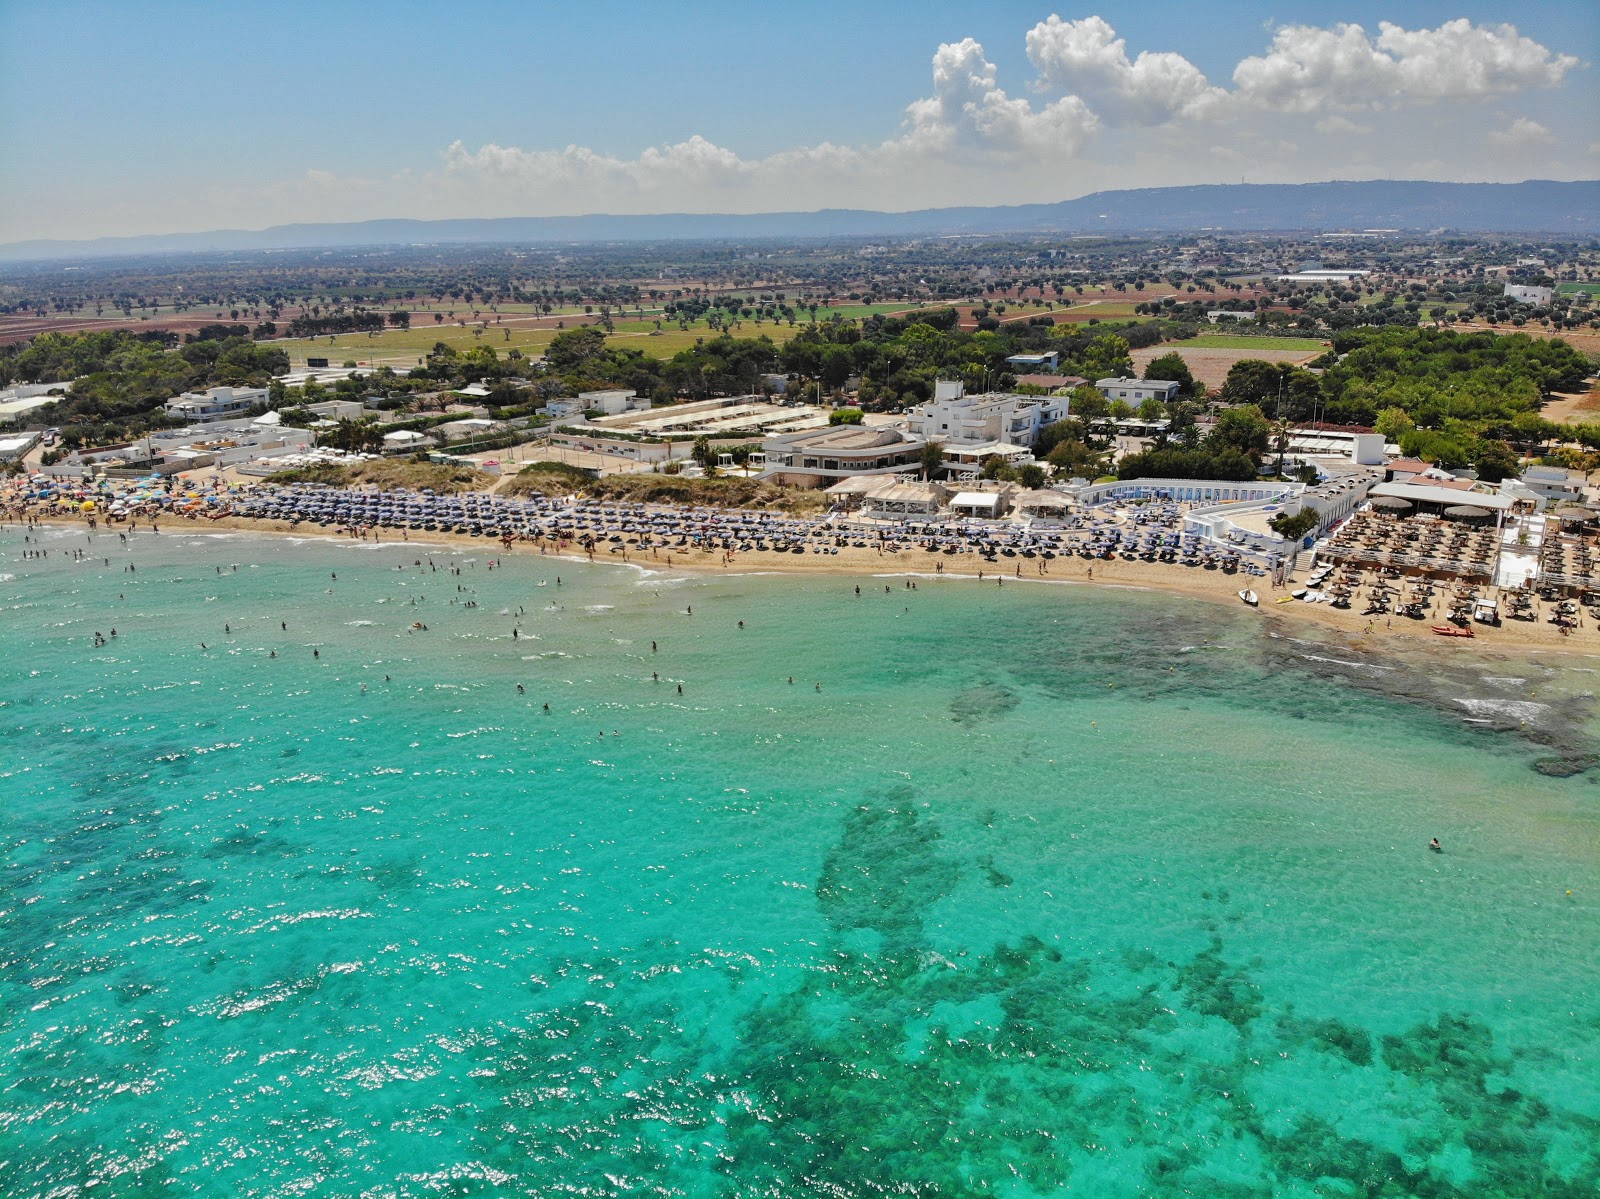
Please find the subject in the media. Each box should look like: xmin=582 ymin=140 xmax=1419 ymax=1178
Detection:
xmin=2 ymin=180 xmax=1595 ymax=262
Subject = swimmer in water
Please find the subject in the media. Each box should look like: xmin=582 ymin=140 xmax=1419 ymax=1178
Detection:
xmin=1429 ymin=838 xmax=1442 ymax=853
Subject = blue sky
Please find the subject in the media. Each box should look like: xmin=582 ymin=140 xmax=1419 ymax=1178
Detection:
xmin=1 ymin=1 xmax=1595 ymax=241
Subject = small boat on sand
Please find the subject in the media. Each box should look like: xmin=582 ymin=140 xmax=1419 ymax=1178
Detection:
xmin=1431 ymin=625 xmax=1474 ymax=638
xmin=1238 ymin=589 xmax=1259 ymax=606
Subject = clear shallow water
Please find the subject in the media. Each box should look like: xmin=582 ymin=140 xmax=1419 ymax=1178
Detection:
xmin=3 ymin=526 xmax=1598 ymax=1198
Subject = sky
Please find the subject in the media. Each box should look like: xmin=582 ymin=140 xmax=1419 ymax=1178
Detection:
xmin=0 ymin=1 xmax=1595 ymax=243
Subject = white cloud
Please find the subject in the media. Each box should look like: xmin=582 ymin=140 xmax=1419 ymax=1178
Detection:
xmin=2 ymin=15 xmax=1590 ymax=241
xmin=1024 ymin=15 xmax=1226 ymax=123
xmin=1314 ymin=116 xmax=1372 ymax=136
xmin=437 ymin=36 xmax=1100 ymax=213
xmin=902 ymin=37 xmax=1099 ymax=156
xmin=1232 ymin=19 xmax=1578 ymax=112
xmin=1487 ymin=117 xmax=1557 ymax=147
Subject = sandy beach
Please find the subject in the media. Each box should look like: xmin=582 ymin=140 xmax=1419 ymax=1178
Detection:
xmin=21 ymin=506 xmax=1600 ymax=659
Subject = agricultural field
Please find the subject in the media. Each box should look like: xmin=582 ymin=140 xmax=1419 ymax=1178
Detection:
xmin=274 ymin=324 xmax=562 ymax=370
xmin=1176 ymin=334 xmax=1331 ymax=351
xmin=1131 ymin=341 xmax=1329 ymax=391
xmin=1556 ymin=282 xmax=1600 ymax=296
xmin=270 ymin=301 xmax=958 ymax=368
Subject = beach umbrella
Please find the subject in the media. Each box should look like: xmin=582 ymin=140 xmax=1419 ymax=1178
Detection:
xmin=1553 ymin=505 xmax=1596 ymax=523
xmin=1443 ymin=504 xmax=1491 ymax=522
xmin=1369 ymin=496 xmax=1412 ymax=512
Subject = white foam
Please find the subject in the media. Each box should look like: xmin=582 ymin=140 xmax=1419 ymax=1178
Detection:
xmin=1455 ymin=696 xmax=1550 ymax=723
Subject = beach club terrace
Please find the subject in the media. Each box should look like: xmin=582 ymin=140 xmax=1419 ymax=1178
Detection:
xmin=760 ymin=425 xmax=928 ymax=488
xmin=1366 ymin=481 xmax=1514 ymax=524
xmin=826 ymin=477 xmax=950 ymax=517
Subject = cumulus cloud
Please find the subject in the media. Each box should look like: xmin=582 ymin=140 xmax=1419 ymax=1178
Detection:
xmin=902 ymin=38 xmax=1099 ymax=156
xmin=5 ymin=14 xmax=1590 ymax=241
xmin=431 ymin=16 xmax=1578 ymax=214
xmin=439 ymin=36 xmax=1100 ymax=212
xmin=420 ymin=18 xmax=1584 ymax=220
xmin=1314 ymin=116 xmax=1373 ymax=137
xmin=1024 ymin=15 xmax=1226 ymax=123
xmin=1232 ymin=19 xmax=1578 ymax=112
xmin=1487 ymin=117 xmax=1557 ymax=147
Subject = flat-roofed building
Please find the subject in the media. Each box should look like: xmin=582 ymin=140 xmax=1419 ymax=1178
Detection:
xmin=0 ymin=432 xmax=41 ymax=462
xmin=905 ymin=380 xmax=1068 ymax=448
xmin=1005 ymin=351 xmax=1059 ymax=371
xmin=1503 ymin=283 xmax=1554 ymax=306
xmin=587 ymin=396 xmax=826 ymax=438
xmin=578 ymin=389 xmax=648 ymax=416
xmin=760 ymin=424 xmax=928 ymax=488
xmin=1095 ymin=377 xmax=1180 ymax=405
xmin=1500 ymin=464 xmax=1583 ymax=510
xmin=164 ymin=385 xmax=268 ymax=424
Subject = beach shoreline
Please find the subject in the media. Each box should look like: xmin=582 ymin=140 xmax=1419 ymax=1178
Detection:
xmin=20 ymin=508 xmax=1600 ymax=659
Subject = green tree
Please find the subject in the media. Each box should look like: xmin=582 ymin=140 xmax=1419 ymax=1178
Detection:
xmin=1473 ymin=439 xmax=1522 ymax=483
xmin=1067 ymin=384 xmax=1109 ymax=422
xmin=1269 ymin=508 xmax=1321 ymax=541
xmin=1142 ymin=351 xmax=1196 ymax=396
xmin=918 ymin=440 xmax=945 ymax=480
xmin=829 ymin=407 xmax=864 ymax=425
xmin=1374 ymin=407 xmax=1415 ymax=439
xmin=1044 ymin=439 xmax=1105 ymax=478
xmin=545 ymin=326 xmax=608 ymax=372
xmin=1208 ymin=404 xmax=1271 ymax=460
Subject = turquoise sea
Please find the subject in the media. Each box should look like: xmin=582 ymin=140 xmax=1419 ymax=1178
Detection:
xmin=3 ymin=524 xmax=1598 ymax=1198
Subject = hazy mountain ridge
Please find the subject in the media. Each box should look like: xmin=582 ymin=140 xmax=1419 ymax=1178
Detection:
xmin=3 ymin=180 xmax=1595 ymax=262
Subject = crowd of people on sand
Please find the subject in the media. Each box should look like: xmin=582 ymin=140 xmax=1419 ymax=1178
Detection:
xmin=2 ymin=473 xmax=1277 ymax=577
xmin=17 ymin=472 xmax=1600 ymax=651
xmin=197 ymin=483 xmax=1274 ymax=579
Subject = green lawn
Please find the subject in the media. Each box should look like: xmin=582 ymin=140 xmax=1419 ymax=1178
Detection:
xmin=1175 ymin=335 xmax=1330 ymax=351
xmin=1556 ymin=283 xmax=1600 ymax=296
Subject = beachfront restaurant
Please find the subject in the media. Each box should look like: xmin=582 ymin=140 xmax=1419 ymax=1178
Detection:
xmin=950 ymin=490 xmax=1008 ymax=518
xmin=860 ymin=481 xmax=949 ymax=518
xmin=1015 ymin=489 xmax=1072 ymax=520
xmin=1365 ymin=482 xmax=1513 ymax=526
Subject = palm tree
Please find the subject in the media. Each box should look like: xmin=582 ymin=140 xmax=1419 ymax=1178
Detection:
xmin=1272 ymin=416 xmax=1294 ymax=478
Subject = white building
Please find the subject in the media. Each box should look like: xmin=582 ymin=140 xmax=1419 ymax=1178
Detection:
xmin=1275 ymin=269 xmax=1370 ymax=283
xmin=0 ymin=432 xmax=41 ymax=462
xmin=1095 ymin=377 xmax=1180 ymax=405
xmin=382 ymin=429 xmax=433 ymax=452
xmin=306 ymin=399 xmax=366 ymax=421
xmin=760 ymin=424 xmax=928 ymax=487
xmin=0 ymin=381 xmax=73 ymax=420
xmin=578 ymin=389 xmax=649 ymax=416
xmin=1283 ymin=429 xmax=1386 ymax=466
xmin=163 ymin=385 xmax=268 ymax=423
xmin=1500 ymin=464 xmax=1582 ymax=510
xmin=905 ymin=380 xmax=1069 ymax=449
xmin=1005 ymin=351 xmax=1060 ymax=371
xmin=1503 ymin=283 xmax=1554 ymax=306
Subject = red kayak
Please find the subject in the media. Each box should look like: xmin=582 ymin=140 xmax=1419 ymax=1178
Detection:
xmin=1431 ymin=625 xmax=1475 ymax=638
